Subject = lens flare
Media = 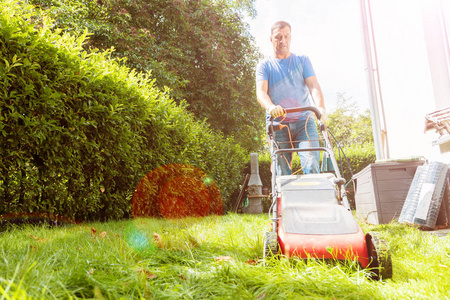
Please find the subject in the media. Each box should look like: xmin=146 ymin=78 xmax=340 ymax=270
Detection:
xmin=132 ymin=164 xmax=223 ymax=219
xmin=124 ymin=223 xmax=157 ymax=255
xmin=203 ymin=176 xmax=213 ymax=185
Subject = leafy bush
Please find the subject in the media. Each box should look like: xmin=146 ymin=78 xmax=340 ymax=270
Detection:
xmin=0 ymin=0 xmax=246 ymax=221
xmin=327 ymin=94 xmax=374 ymax=147
xmin=335 ymin=143 xmax=376 ymax=180
xmin=333 ymin=143 xmax=376 ymax=208
xmin=29 ymin=0 xmax=264 ymax=152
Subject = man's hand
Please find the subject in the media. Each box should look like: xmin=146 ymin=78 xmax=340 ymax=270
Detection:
xmin=318 ymin=107 xmax=328 ymax=122
xmin=267 ymin=105 xmax=285 ymax=118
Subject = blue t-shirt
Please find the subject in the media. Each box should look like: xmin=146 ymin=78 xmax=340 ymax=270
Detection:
xmin=256 ymin=53 xmax=315 ymax=122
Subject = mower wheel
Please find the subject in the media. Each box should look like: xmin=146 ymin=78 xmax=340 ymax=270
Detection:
xmin=263 ymin=231 xmax=278 ymax=264
xmin=366 ymin=233 xmax=393 ymax=280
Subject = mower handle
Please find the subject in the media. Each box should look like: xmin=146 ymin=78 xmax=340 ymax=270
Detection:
xmin=268 ymin=106 xmax=324 ymax=133
xmin=269 ymin=106 xmax=322 ymax=122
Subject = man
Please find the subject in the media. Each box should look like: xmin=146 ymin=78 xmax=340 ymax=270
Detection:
xmin=256 ymin=21 xmax=327 ymax=175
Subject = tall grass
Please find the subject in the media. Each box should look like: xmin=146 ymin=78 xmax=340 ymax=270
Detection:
xmin=1 ymin=214 xmax=449 ymax=299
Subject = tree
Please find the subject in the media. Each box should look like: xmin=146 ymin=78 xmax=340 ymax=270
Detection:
xmin=30 ymin=0 xmax=265 ymax=151
xmin=327 ymin=93 xmax=374 ymax=147
xmin=326 ymin=94 xmax=376 ymax=208
xmin=0 ymin=0 xmax=248 ymax=220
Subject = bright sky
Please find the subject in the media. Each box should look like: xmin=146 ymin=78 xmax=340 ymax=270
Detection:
xmin=247 ymin=0 xmax=450 ymax=159
xmin=247 ymin=0 xmax=370 ymax=112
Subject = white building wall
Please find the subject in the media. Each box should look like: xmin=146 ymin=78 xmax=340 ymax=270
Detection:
xmin=369 ymin=0 xmax=450 ymax=162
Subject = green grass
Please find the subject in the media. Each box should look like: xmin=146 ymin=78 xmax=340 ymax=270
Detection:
xmin=0 ymin=214 xmax=449 ymax=299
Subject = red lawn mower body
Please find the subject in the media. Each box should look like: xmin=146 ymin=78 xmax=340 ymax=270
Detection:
xmin=275 ymin=174 xmax=370 ymax=268
xmin=264 ymin=107 xmax=391 ymax=280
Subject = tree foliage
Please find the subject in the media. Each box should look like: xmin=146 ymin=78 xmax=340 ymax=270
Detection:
xmin=30 ymin=0 xmax=265 ymax=151
xmin=325 ymin=94 xmax=376 ymax=207
xmin=0 ymin=0 xmax=247 ymax=221
xmin=326 ymin=93 xmax=376 ymax=175
xmin=327 ymin=93 xmax=374 ymax=147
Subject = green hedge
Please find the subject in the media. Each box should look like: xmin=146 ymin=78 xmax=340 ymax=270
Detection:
xmin=335 ymin=143 xmax=376 ymax=181
xmin=0 ymin=1 xmax=246 ymax=221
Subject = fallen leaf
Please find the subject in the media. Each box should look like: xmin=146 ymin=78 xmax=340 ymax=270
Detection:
xmin=153 ymin=233 xmax=163 ymax=248
xmin=30 ymin=235 xmax=48 ymax=242
xmin=89 ymin=268 xmax=94 ymax=274
xmin=178 ymin=275 xmax=186 ymax=281
xmin=91 ymin=227 xmax=97 ymax=237
xmin=257 ymin=292 xmax=266 ymax=299
xmin=215 ymin=256 xmax=233 ymax=262
xmin=246 ymin=259 xmax=258 ymax=265
xmin=99 ymin=231 xmax=107 ymax=238
xmin=138 ymin=269 xmax=157 ymax=279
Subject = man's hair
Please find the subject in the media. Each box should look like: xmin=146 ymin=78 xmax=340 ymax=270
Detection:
xmin=271 ymin=21 xmax=291 ymax=35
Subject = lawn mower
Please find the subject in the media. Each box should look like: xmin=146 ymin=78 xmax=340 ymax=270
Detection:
xmin=263 ymin=106 xmax=392 ymax=280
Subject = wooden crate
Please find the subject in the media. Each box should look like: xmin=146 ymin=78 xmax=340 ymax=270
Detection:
xmin=353 ymin=161 xmax=425 ymax=224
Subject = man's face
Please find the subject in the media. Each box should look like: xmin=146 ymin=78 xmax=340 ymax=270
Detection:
xmin=270 ymin=26 xmax=291 ymax=58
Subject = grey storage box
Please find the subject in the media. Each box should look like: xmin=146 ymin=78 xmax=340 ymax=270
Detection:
xmin=353 ymin=160 xmax=425 ymax=224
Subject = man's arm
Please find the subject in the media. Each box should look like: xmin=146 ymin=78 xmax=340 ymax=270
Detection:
xmin=256 ymin=80 xmax=273 ymax=110
xmin=256 ymin=80 xmax=284 ymax=118
xmin=305 ymin=76 xmax=325 ymax=109
xmin=305 ymin=75 xmax=327 ymax=121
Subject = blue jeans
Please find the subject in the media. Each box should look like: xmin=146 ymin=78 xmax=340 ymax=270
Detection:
xmin=273 ymin=118 xmax=320 ymax=175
